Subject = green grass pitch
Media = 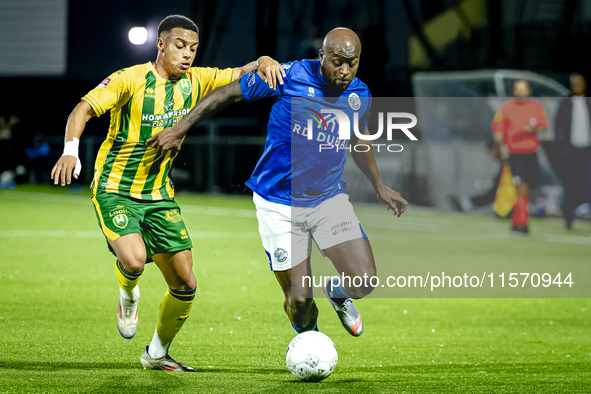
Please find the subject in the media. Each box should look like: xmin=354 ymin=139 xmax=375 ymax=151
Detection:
xmin=1 ymin=186 xmax=590 ymax=393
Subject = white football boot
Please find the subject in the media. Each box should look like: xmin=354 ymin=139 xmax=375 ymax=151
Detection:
xmin=140 ymin=346 xmax=196 ymax=372
xmin=117 ymin=287 xmax=139 ymax=339
xmin=322 ymin=280 xmax=364 ymax=336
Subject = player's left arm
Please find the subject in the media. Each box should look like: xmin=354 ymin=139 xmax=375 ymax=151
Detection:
xmin=524 ymin=102 xmax=549 ymax=133
xmin=350 ymin=127 xmax=408 ymax=217
xmin=235 ymin=56 xmax=286 ymax=90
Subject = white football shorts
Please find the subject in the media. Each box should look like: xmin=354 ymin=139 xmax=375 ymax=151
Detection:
xmin=253 ymin=192 xmax=368 ymax=271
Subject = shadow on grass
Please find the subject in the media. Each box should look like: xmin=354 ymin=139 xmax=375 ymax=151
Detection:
xmin=283 ymin=378 xmax=365 ymax=384
xmin=0 ymin=360 xmax=288 ymax=374
xmin=0 ymin=360 xmax=136 ymax=371
xmin=2 ymin=360 xmax=589 ymax=374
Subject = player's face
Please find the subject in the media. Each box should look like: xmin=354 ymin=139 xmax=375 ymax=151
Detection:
xmin=513 ymin=82 xmax=531 ymax=98
xmin=571 ymin=75 xmax=586 ymax=96
xmin=157 ymin=28 xmax=199 ymax=77
xmin=320 ymin=50 xmax=360 ymax=92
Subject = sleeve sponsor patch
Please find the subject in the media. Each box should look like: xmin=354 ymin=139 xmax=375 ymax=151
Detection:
xmin=97 ymin=77 xmax=111 ymax=89
xmin=247 ymin=70 xmax=256 ymax=87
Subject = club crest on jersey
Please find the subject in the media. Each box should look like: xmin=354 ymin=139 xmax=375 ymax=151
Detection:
xmin=178 ymin=79 xmax=192 ymax=96
xmin=97 ymin=77 xmax=111 ymax=89
xmin=308 ymin=87 xmax=315 ymax=97
xmin=274 ymin=248 xmax=288 ymax=263
xmin=348 ymin=93 xmax=361 ymax=110
xmin=113 ymin=214 xmax=128 ymax=229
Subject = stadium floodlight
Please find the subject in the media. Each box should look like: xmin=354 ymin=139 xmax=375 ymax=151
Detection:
xmin=128 ymin=27 xmax=148 ymax=45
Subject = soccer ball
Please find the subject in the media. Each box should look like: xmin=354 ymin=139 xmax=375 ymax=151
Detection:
xmin=286 ymin=331 xmax=338 ymax=381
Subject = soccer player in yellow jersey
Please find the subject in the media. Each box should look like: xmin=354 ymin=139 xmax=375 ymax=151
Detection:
xmin=50 ymin=15 xmax=285 ymax=371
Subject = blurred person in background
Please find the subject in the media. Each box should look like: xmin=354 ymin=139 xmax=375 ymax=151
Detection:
xmin=0 ymin=115 xmax=11 ymax=173
xmin=24 ymin=132 xmax=50 ymax=183
xmin=0 ymin=115 xmax=28 ymax=187
xmin=555 ymin=73 xmax=591 ymax=230
xmin=492 ymin=80 xmax=548 ymax=234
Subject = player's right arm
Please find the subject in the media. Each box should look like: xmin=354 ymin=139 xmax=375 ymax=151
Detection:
xmin=51 ymin=101 xmax=95 ymax=186
xmin=51 ymin=69 xmax=132 ymax=186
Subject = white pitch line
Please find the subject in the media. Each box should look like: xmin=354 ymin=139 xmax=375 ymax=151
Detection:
xmin=543 ymin=233 xmax=591 ymax=246
xmin=2 ymin=191 xmax=589 ymax=246
xmin=180 ymin=205 xmax=255 ymax=218
xmin=362 ymin=219 xmax=591 ymax=246
xmin=0 ymin=230 xmax=259 ymax=239
xmin=0 ymin=230 xmax=101 ymax=238
xmin=0 ymin=191 xmax=256 ymax=218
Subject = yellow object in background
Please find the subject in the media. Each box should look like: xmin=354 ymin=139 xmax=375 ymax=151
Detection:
xmin=493 ymin=164 xmax=517 ymax=217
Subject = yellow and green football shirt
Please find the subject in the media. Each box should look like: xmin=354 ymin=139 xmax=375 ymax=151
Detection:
xmin=83 ymin=62 xmax=235 ymax=200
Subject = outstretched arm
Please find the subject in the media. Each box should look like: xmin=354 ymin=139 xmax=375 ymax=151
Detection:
xmin=236 ymin=56 xmax=286 ymax=90
xmin=350 ymin=128 xmax=408 ymax=217
xmin=146 ymin=79 xmax=244 ymax=151
xmin=51 ymin=101 xmax=95 ymax=186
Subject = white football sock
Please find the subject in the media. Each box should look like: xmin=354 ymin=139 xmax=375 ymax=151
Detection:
xmin=120 ymin=285 xmax=140 ymax=302
xmin=149 ymin=328 xmax=171 ymax=358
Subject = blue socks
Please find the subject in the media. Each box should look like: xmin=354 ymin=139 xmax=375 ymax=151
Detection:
xmin=291 ymin=318 xmax=319 ymax=333
xmin=329 ymin=278 xmax=350 ymax=305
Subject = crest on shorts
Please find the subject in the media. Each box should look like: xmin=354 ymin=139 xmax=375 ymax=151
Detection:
xmin=178 ymin=79 xmax=192 ymax=96
xmin=113 ymin=214 xmax=128 ymax=229
xmin=165 ymin=210 xmax=183 ymax=223
xmin=274 ymin=248 xmax=288 ymax=263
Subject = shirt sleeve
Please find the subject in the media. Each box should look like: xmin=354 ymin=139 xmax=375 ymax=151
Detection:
xmin=241 ymin=62 xmax=294 ymax=101
xmin=82 ymin=69 xmax=132 ymax=116
xmin=492 ymin=106 xmax=506 ymax=133
xmin=191 ymin=67 xmax=236 ymax=97
xmin=536 ymin=101 xmax=549 ymax=128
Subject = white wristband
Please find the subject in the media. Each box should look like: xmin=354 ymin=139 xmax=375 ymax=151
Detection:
xmin=63 ymin=138 xmax=79 ymax=157
xmin=62 ymin=137 xmax=82 ymax=177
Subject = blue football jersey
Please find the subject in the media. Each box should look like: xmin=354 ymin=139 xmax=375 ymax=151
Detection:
xmin=241 ymin=59 xmax=372 ymax=207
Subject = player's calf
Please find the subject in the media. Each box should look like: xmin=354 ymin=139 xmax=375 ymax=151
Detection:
xmin=114 ymin=259 xmax=143 ymax=339
xmin=285 ymin=296 xmax=319 ymax=333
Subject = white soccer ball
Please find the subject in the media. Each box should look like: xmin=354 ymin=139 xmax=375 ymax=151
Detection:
xmin=286 ymin=331 xmax=338 ymax=381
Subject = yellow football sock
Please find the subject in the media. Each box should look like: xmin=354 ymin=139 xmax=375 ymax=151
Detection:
xmin=149 ymin=287 xmax=196 ymax=358
xmin=114 ymin=259 xmax=143 ymax=293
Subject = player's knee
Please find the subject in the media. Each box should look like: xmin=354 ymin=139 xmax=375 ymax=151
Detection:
xmin=186 ymin=274 xmax=197 ymax=290
xmin=345 ymin=265 xmax=377 ymax=299
xmin=171 ymin=272 xmax=196 ymax=291
xmin=118 ymin=255 xmax=146 ymax=273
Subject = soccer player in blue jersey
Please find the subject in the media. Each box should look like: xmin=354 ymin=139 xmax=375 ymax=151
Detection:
xmin=149 ymin=28 xmax=407 ymax=337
